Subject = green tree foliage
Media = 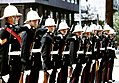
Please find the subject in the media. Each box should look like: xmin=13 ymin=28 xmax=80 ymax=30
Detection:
xmin=113 ymin=11 xmax=119 ymax=46
xmin=113 ymin=12 xmax=119 ymax=33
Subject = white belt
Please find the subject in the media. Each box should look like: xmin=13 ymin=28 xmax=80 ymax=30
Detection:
xmin=77 ymin=51 xmax=92 ymax=55
xmin=107 ymin=47 xmax=112 ymax=50
xmin=100 ymin=48 xmax=105 ymax=50
xmin=100 ymin=47 xmax=115 ymax=51
xmin=77 ymin=51 xmax=83 ymax=54
xmin=86 ymin=52 xmax=92 ymax=55
xmin=8 ymin=51 xmax=21 ymax=55
xmin=63 ymin=51 xmax=69 ymax=54
xmin=107 ymin=47 xmax=115 ymax=50
xmin=111 ymin=48 xmax=115 ymax=50
xmin=8 ymin=49 xmax=93 ymax=55
xmin=50 ymin=51 xmax=70 ymax=55
xmin=31 ymin=49 xmax=41 ymax=53
xmin=50 ymin=51 xmax=58 ymax=54
xmin=47 ymin=50 xmax=92 ymax=55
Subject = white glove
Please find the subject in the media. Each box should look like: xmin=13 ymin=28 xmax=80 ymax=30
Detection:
xmin=2 ymin=74 xmax=9 ymax=83
xmin=24 ymin=70 xmax=31 ymax=75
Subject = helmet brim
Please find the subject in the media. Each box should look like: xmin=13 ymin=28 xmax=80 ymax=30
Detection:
xmin=73 ymin=30 xmax=83 ymax=33
xmin=45 ymin=24 xmax=56 ymax=27
xmin=24 ymin=17 xmax=41 ymax=23
xmin=0 ymin=13 xmax=22 ymax=20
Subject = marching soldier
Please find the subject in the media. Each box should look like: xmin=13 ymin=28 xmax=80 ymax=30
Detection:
xmin=40 ymin=17 xmax=56 ymax=83
xmin=90 ymin=23 xmax=103 ymax=83
xmin=99 ymin=23 xmax=112 ymax=82
xmin=106 ymin=27 xmax=116 ymax=82
xmin=69 ymin=24 xmax=84 ymax=83
xmin=95 ymin=24 xmax=103 ymax=83
xmin=56 ymin=21 xmax=70 ymax=83
xmin=81 ymin=24 xmax=93 ymax=83
xmin=108 ymin=24 xmax=113 ymax=82
xmin=20 ymin=8 xmax=41 ymax=83
xmin=0 ymin=4 xmax=22 ymax=83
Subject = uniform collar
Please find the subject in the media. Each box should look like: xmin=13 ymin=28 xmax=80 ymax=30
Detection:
xmin=24 ymin=24 xmax=32 ymax=29
xmin=5 ymin=22 xmax=13 ymax=28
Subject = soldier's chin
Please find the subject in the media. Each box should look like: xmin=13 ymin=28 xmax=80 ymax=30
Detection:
xmin=14 ymin=22 xmax=18 ymax=25
xmin=52 ymin=30 xmax=55 ymax=33
xmin=34 ymin=25 xmax=38 ymax=28
xmin=14 ymin=21 xmax=18 ymax=25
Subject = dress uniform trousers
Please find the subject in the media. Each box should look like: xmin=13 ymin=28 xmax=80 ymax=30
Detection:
xmin=29 ymin=52 xmax=42 ymax=83
xmin=8 ymin=55 xmax=21 ymax=83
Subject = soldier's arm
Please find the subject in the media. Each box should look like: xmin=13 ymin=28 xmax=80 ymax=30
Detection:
xmin=0 ymin=28 xmax=8 ymax=45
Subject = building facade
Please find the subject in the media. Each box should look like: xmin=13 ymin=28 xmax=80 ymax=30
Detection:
xmin=113 ymin=0 xmax=119 ymax=11
xmin=0 ymin=0 xmax=79 ymax=27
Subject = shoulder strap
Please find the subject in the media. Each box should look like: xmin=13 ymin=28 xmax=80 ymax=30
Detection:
xmin=6 ymin=27 xmax=21 ymax=45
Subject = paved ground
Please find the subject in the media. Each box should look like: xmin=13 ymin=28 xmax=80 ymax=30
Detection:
xmin=112 ymin=54 xmax=119 ymax=83
xmin=112 ymin=50 xmax=119 ymax=83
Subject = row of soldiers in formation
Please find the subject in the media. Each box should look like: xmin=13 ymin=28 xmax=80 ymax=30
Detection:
xmin=0 ymin=4 xmax=116 ymax=83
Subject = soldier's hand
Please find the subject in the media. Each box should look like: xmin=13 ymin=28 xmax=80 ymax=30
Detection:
xmin=0 ymin=38 xmax=7 ymax=45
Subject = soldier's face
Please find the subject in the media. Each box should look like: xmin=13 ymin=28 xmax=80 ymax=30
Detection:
xmin=30 ymin=19 xmax=39 ymax=28
xmin=93 ymin=30 xmax=97 ymax=35
xmin=75 ymin=31 xmax=82 ymax=36
xmin=47 ymin=26 xmax=55 ymax=33
xmin=105 ymin=30 xmax=110 ymax=35
xmin=8 ymin=16 xmax=20 ymax=25
xmin=60 ymin=29 xmax=68 ymax=35
xmin=84 ymin=32 xmax=90 ymax=37
xmin=98 ymin=30 xmax=102 ymax=35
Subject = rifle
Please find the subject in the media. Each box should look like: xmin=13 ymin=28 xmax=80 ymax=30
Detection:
xmin=95 ymin=33 xmax=103 ymax=83
xmin=19 ymin=72 xmax=23 ymax=83
xmin=80 ymin=35 xmax=88 ymax=83
xmin=91 ymin=34 xmax=100 ymax=83
xmin=21 ymin=70 xmax=30 ymax=83
xmin=55 ymin=68 xmax=61 ymax=83
xmin=106 ymin=35 xmax=116 ymax=82
xmin=54 ymin=15 xmax=59 ymax=36
xmin=100 ymin=33 xmax=109 ymax=82
xmin=42 ymin=69 xmax=53 ymax=83
xmin=43 ymin=71 xmax=49 ymax=83
xmin=81 ymin=34 xmax=93 ymax=83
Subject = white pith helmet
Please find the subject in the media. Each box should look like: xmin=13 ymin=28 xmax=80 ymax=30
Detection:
xmin=0 ymin=3 xmax=22 ymax=19
xmin=73 ymin=24 xmax=83 ymax=33
xmin=109 ymin=28 xmax=116 ymax=35
xmin=24 ymin=8 xmax=41 ymax=23
xmin=58 ymin=21 xmax=69 ymax=31
xmin=103 ymin=23 xmax=111 ymax=31
xmin=45 ymin=17 xmax=56 ymax=27
xmin=96 ymin=24 xmax=103 ymax=31
xmin=85 ymin=26 xmax=92 ymax=32
xmin=90 ymin=23 xmax=97 ymax=31
xmin=83 ymin=24 xmax=91 ymax=32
